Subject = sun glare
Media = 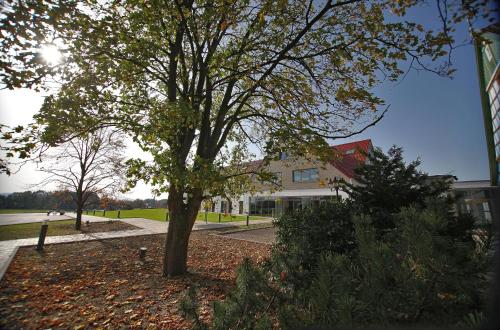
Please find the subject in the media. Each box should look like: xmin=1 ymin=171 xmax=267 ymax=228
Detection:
xmin=40 ymin=44 xmax=62 ymax=65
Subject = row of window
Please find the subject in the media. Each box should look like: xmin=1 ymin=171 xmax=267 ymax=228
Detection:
xmin=258 ymin=168 xmax=327 ymax=184
xmin=249 ymin=196 xmax=339 ymax=216
xmin=488 ymin=77 xmax=500 ymax=161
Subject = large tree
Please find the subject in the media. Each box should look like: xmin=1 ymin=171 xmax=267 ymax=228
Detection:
xmin=0 ymin=0 xmax=493 ymax=276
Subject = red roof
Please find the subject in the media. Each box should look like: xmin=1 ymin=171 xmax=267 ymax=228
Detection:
xmin=330 ymin=139 xmax=372 ymax=179
xmin=240 ymin=139 xmax=372 ymax=179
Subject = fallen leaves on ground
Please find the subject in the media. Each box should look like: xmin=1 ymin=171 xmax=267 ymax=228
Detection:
xmin=0 ymin=231 xmax=271 ymax=329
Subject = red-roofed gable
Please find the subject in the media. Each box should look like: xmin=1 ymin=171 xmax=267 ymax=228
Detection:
xmin=330 ymin=139 xmax=372 ymax=179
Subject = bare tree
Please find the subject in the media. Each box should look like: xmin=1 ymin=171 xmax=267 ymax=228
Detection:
xmin=35 ymin=128 xmax=126 ymax=230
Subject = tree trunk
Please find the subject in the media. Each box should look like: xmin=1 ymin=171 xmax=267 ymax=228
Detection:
xmin=75 ymin=204 xmax=83 ymax=230
xmin=163 ymin=188 xmax=202 ymax=277
xmin=75 ymin=189 xmax=83 ymax=230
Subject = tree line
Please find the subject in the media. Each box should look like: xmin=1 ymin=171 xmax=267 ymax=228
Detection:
xmin=0 ymin=190 xmax=167 ymax=211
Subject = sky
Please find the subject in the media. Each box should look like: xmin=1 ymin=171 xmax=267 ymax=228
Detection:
xmin=0 ymin=3 xmax=492 ymax=199
xmin=335 ymin=4 xmax=491 ymax=181
xmin=0 ymin=89 xmax=160 ymax=199
xmin=336 ymin=40 xmax=489 ymax=181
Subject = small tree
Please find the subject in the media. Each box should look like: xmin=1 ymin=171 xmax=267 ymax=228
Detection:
xmin=345 ymin=146 xmax=451 ymax=231
xmin=35 ymin=128 xmax=125 ymax=230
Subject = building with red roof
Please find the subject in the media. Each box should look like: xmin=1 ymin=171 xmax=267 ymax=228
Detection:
xmin=210 ymin=139 xmax=373 ymax=216
xmin=330 ymin=139 xmax=373 ymax=179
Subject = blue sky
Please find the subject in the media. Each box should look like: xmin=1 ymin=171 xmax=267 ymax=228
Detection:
xmin=338 ymin=42 xmax=489 ymax=180
xmin=334 ymin=4 xmax=490 ymax=181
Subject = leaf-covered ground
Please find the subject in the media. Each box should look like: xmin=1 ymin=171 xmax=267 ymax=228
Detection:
xmin=0 ymin=231 xmax=270 ymax=329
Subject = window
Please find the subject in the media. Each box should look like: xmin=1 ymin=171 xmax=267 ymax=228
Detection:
xmin=220 ymin=201 xmax=228 ymax=213
xmin=279 ymin=152 xmax=289 ymax=160
xmin=485 ymin=44 xmax=493 ymax=62
xmin=493 ymin=113 xmax=500 ymax=132
xmin=249 ymin=197 xmax=276 ymax=216
xmin=292 ymin=168 xmax=319 ymax=183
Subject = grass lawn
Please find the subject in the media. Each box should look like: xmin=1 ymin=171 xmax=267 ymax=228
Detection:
xmin=0 ymin=220 xmax=137 ymax=241
xmin=89 ymin=208 xmax=168 ymax=221
xmin=0 ymin=209 xmax=48 ymax=214
xmin=88 ymin=208 xmax=268 ymax=223
xmin=195 ymin=211 xmax=267 ymax=223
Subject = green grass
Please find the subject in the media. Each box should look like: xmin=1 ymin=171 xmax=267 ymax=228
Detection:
xmin=89 ymin=208 xmax=168 ymax=221
xmin=196 ymin=211 xmax=267 ymax=223
xmin=88 ymin=208 xmax=268 ymax=223
xmin=0 ymin=220 xmax=77 ymax=241
xmin=0 ymin=209 xmax=48 ymax=214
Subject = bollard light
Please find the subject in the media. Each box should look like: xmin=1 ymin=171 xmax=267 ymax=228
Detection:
xmin=36 ymin=220 xmax=49 ymax=251
xmin=139 ymin=247 xmax=147 ymax=261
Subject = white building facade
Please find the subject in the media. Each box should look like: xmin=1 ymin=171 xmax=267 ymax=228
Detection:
xmin=209 ymin=139 xmax=372 ymax=216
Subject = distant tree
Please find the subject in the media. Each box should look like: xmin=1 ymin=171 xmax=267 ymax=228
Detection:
xmin=52 ymin=189 xmax=73 ymax=210
xmin=99 ymin=194 xmax=110 ymax=210
xmin=345 ymin=146 xmax=452 ymax=231
xmin=35 ymin=128 xmax=126 ymax=230
xmin=0 ymin=0 xmax=493 ymax=276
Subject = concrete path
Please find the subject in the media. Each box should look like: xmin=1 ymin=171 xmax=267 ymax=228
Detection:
xmin=0 ymin=213 xmax=273 ymax=281
xmin=221 ymin=227 xmax=277 ymax=245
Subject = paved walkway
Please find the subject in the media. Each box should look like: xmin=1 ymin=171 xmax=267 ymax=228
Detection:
xmin=222 ymin=227 xmax=277 ymax=245
xmin=0 ymin=213 xmax=274 ymax=281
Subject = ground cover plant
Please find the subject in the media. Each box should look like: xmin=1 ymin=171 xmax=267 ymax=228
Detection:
xmin=0 ymin=232 xmax=270 ymax=329
xmin=0 ymin=220 xmax=137 ymax=241
xmin=179 ymin=200 xmax=492 ymax=329
xmin=180 ymin=148 xmax=495 ymax=329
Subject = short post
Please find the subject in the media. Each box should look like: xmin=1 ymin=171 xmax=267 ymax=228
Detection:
xmin=36 ymin=220 xmax=49 ymax=251
xmin=272 ymin=209 xmax=275 ymax=219
xmin=218 ymin=213 xmax=221 ymax=223
xmin=93 ymin=209 xmax=96 ymax=215
xmin=165 ymin=211 xmax=169 ymax=221
xmin=205 ymin=211 xmax=208 ymax=224
xmin=246 ymin=214 xmax=249 ymax=226
xmin=117 ymin=210 xmax=121 ymax=218
xmin=103 ymin=210 xmax=106 ymax=216
xmin=139 ymin=247 xmax=147 ymax=261
xmin=86 ymin=220 xmax=90 ymax=226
